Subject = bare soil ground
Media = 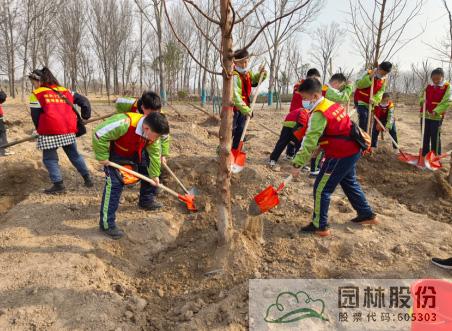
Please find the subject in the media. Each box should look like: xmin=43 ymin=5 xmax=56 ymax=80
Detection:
xmin=0 ymin=100 xmax=451 ymax=330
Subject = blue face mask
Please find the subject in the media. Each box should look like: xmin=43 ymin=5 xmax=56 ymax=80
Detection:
xmin=302 ymin=100 xmax=313 ymax=110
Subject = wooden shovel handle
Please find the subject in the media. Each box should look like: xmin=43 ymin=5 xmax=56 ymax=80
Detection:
xmin=85 ymin=112 xmax=117 ymax=124
xmin=0 ymin=134 xmax=38 ymax=149
xmin=107 ymin=161 xmax=180 ymax=199
xmin=162 ymin=162 xmax=190 ymax=195
xmin=373 ymin=115 xmax=400 ymax=150
xmin=239 ymin=68 xmax=266 ymax=143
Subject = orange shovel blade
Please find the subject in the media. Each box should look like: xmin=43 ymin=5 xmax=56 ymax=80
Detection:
xmin=231 ymin=142 xmax=246 ymax=173
xmin=253 ymin=185 xmax=280 ymax=214
xmin=177 ymin=194 xmax=197 ymax=212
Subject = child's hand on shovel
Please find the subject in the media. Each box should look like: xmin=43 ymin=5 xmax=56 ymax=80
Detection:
xmin=98 ymin=159 xmax=110 ymax=166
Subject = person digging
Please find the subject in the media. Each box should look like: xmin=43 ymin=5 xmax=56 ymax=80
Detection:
xmin=231 ymin=48 xmax=267 ymax=150
xmin=93 ymin=111 xmax=169 ymax=240
xmin=290 ymin=78 xmax=377 ymax=237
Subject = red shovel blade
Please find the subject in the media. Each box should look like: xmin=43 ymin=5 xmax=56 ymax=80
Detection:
xmin=177 ymin=194 xmax=197 ymax=212
xmin=253 ymin=185 xmax=280 ymax=214
xmin=397 ymin=151 xmax=420 ymax=165
xmin=424 ymin=151 xmax=442 ymax=171
xmin=231 ymin=142 xmax=246 ymax=174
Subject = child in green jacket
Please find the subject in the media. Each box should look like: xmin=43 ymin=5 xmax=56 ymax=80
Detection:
xmin=93 ymin=112 xmax=169 ymax=239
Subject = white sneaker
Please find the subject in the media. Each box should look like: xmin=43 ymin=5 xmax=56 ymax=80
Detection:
xmin=310 ymin=170 xmax=320 ymax=176
xmin=268 ymin=160 xmax=277 ymax=168
xmin=284 ymin=155 xmax=294 ymax=160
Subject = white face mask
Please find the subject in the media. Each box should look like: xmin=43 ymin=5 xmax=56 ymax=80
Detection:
xmin=235 ymin=66 xmax=248 ymax=74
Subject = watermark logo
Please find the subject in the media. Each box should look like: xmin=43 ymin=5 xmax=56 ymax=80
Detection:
xmin=264 ymin=290 xmax=329 ymax=324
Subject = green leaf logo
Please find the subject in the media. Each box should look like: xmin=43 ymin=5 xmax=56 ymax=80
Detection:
xmin=264 ymin=291 xmax=329 ymax=324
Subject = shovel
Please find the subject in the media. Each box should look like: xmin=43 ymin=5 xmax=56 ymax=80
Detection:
xmin=424 ymin=150 xmax=452 ymax=171
xmin=0 ymin=112 xmax=116 ymax=149
xmin=162 ymin=162 xmax=198 ymax=196
xmin=231 ymin=67 xmax=265 ymax=174
xmin=249 ymin=175 xmax=293 ymax=216
xmin=416 ymin=91 xmax=427 ymax=168
xmin=373 ymin=116 xmax=418 ymax=165
xmin=107 ymin=161 xmax=197 ymax=212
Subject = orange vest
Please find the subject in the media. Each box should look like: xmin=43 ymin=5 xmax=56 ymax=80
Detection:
xmin=316 ymin=99 xmax=360 ymax=158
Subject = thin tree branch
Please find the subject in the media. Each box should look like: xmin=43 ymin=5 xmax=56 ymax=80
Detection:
xmin=182 ymin=0 xmax=220 ymax=25
xmin=242 ymin=0 xmax=312 ymax=51
xmin=163 ymin=0 xmax=221 ymax=75
xmin=235 ymin=0 xmax=265 ymax=24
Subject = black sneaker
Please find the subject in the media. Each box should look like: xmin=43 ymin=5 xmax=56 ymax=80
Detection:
xmin=350 ymin=213 xmax=378 ymax=225
xmin=300 ymin=222 xmax=331 ymax=237
xmin=100 ymin=227 xmax=124 ymax=240
xmin=83 ymin=175 xmax=94 ymax=188
xmin=431 ymin=257 xmax=452 ymax=270
xmin=44 ymin=181 xmax=66 ymax=194
xmin=138 ymin=200 xmax=162 ymax=211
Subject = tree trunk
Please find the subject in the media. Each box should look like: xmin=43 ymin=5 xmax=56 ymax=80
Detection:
xmin=217 ymin=0 xmax=234 ymax=246
xmin=373 ymin=0 xmax=386 ymax=66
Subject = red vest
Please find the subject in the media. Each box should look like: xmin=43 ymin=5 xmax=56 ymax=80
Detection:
xmin=233 ymin=70 xmax=252 ymax=112
xmin=111 ymin=113 xmax=148 ymax=162
xmin=289 ymin=80 xmax=327 ymax=112
xmin=424 ymin=83 xmax=449 ymax=114
xmin=285 ymin=108 xmax=310 ymax=141
xmin=374 ymin=101 xmax=393 ymax=121
xmin=0 ymin=105 xmax=3 ymax=117
xmin=33 ymin=85 xmax=77 ymax=135
xmin=355 ymin=71 xmax=386 ymax=104
xmin=131 ymin=99 xmax=139 ymax=113
xmin=316 ymin=99 xmax=360 ymax=158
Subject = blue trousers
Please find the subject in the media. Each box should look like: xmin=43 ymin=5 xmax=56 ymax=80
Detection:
xmin=371 ymin=120 xmax=398 ymax=149
xmin=99 ymin=165 xmax=157 ymax=230
xmin=421 ymin=119 xmax=442 ymax=156
xmin=357 ymin=104 xmax=370 ymax=131
xmin=42 ymin=142 xmax=89 ymax=183
xmin=312 ymin=152 xmax=373 ymax=228
xmin=270 ymin=127 xmax=301 ymax=162
xmin=232 ymin=111 xmax=247 ymax=150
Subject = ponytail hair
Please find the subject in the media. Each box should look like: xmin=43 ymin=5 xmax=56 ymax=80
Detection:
xmin=28 ymin=67 xmax=60 ymax=86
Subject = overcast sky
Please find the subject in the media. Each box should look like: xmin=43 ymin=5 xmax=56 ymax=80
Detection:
xmin=301 ymin=0 xmax=450 ymax=72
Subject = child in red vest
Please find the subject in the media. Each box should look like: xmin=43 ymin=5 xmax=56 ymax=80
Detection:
xmin=269 ymin=107 xmax=310 ymax=167
xmin=354 ymin=62 xmax=392 ymax=131
xmin=419 ymin=68 xmax=450 ymax=156
xmin=93 ymin=112 xmax=170 ymax=239
xmin=371 ymin=92 xmax=398 ymax=150
xmin=289 ymin=68 xmax=321 ymax=112
xmin=0 ymin=90 xmax=13 ymax=156
xmin=291 ymin=78 xmax=376 ymax=237
xmin=231 ymin=48 xmax=267 ymax=150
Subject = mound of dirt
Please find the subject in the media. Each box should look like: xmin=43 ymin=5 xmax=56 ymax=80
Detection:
xmin=0 ymin=159 xmax=48 ymax=214
xmin=358 ymin=147 xmax=452 ymax=223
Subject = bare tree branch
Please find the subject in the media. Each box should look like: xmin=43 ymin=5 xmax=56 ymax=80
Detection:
xmin=163 ymin=0 xmax=221 ymax=75
xmin=182 ymin=0 xmax=220 ymax=25
xmin=242 ymin=0 xmax=312 ymax=51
